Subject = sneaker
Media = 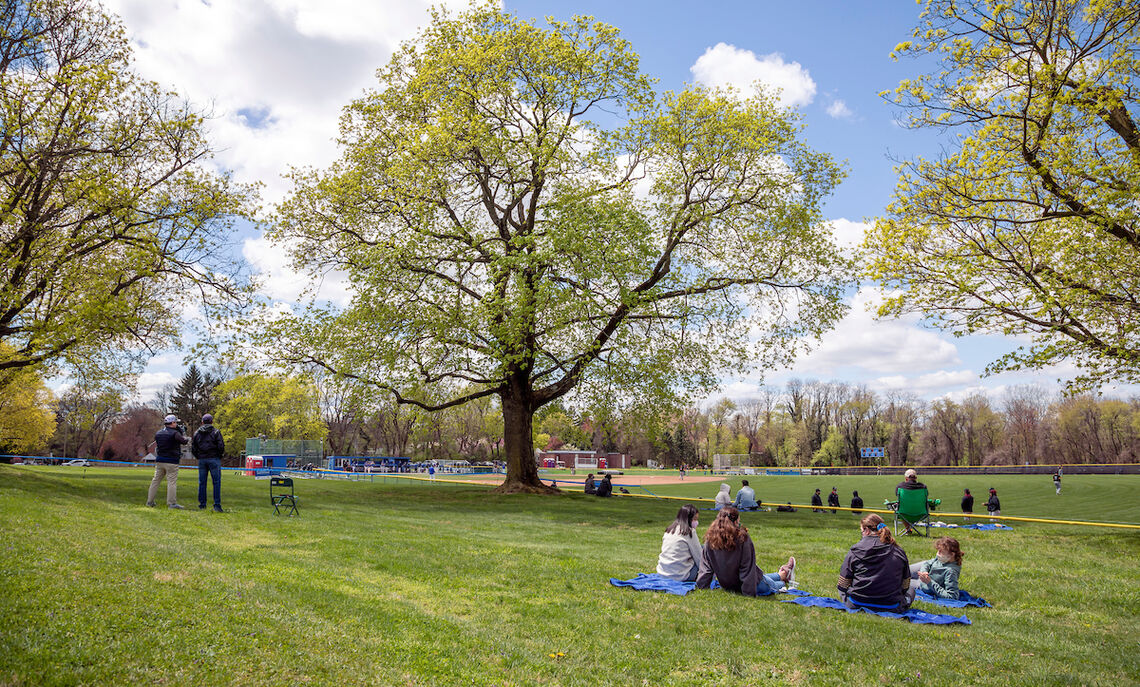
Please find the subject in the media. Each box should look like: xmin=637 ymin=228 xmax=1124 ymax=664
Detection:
xmin=785 ymin=557 xmax=796 ymax=588
xmin=199 ymin=505 xmax=207 ymax=510
xmin=169 ymin=504 xmax=185 ymax=510
xmin=146 ymin=502 xmax=156 ymax=507
xmin=213 ymin=505 xmax=224 ymax=513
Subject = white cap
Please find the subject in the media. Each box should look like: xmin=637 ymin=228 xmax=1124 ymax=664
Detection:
xmin=905 ymin=468 xmax=917 ymax=479
xmin=164 ymin=414 xmax=178 ymax=424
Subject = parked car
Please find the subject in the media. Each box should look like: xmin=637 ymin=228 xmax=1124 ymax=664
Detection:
xmin=63 ymin=459 xmax=91 ymax=467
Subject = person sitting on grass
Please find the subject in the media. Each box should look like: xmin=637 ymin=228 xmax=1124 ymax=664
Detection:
xmin=583 ymin=474 xmax=596 ymax=495
xmin=595 ymin=474 xmax=613 ymax=497
xmin=837 ymin=513 xmax=911 ymax=612
xmin=694 ymin=506 xmax=796 ymax=596
xmin=656 ymin=504 xmax=703 ymax=582
xmin=733 ymin=479 xmax=759 ymax=510
xmin=907 ymin=536 xmax=962 ymax=602
xmin=715 ymin=483 xmax=732 ymax=510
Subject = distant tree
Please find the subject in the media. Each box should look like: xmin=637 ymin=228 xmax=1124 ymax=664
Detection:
xmin=101 ymin=404 xmax=163 ymax=460
xmin=169 ymin=364 xmax=222 ymax=427
xmin=254 ymin=6 xmax=849 ymax=491
xmin=0 ymin=0 xmax=253 ymax=386
xmin=0 ymin=358 xmax=55 ymax=454
xmin=52 ymin=384 xmax=123 ymax=458
xmin=212 ymin=374 xmax=327 ymax=454
xmin=866 ymin=0 xmax=1140 ymax=389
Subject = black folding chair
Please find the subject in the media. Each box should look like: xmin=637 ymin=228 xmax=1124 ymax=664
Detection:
xmin=270 ymin=477 xmax=299 ymax=516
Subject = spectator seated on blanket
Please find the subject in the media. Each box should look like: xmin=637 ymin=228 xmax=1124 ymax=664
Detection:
xmin=694 ymin=506 xmax=796 ymax=596
xmin=733 ymin=480 xmax=759 ymax=509
xmin=596 ymin=474 xmax=613 ymax=497
xmin=838 ymin=513 xmax=911 ymax=612
xmin=583 ymin=474 xmax=597 ymax=495
xmin=907 ymin=537 xmax=963 ymax=603
xmin=656 ymin=504 xmax=703 ymax=582
xmin=715 ymin=483 xmax=732 ymax=510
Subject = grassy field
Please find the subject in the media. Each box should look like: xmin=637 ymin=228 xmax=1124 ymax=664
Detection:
xmin=2 ymin=465 xmax=1138 ymax=686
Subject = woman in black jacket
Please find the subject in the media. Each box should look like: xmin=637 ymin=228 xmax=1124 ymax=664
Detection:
xmin=837 ymin=513 xmax=911 ymax=611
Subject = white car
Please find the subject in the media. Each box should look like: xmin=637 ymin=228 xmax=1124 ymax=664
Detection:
xmin=63 ymin=459 xmax=91 ymax=467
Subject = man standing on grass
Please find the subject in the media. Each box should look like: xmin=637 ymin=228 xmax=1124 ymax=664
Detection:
xmin=986 ymin=487 xmax=1001 ymax=519
xmin=1053 ymin=471 xmax=1062 ymax=495
xmin=148 ymin=415 xmax=188 ymax=509
xmin=192 ymin=414 xmax=225 ymax=513
xmin=828 ymin=487 xmax=840 ymax=513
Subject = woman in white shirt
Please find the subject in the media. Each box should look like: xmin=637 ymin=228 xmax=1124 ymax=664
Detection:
xmin=656 ymin=504 xmax=703 ymax=581
xmin=714 ymin=483 xmax=732 ymax=509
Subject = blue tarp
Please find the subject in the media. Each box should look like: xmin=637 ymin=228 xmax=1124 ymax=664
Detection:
xmin=930 ymin=522 xmax=1013 ymax=530
xmin=608 ymin=573 xmax=809 ymax=597
xmin=779 ymin=595 xmax=971 ymax=625
xmin=914 ymin=588 xmax=991 ymax=608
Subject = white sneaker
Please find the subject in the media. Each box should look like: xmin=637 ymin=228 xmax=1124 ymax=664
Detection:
xmin=784 ymin=557 xmax=796 ymax=588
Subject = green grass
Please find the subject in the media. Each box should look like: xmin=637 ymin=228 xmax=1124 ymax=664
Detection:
xmin=2 ymin=466 xmax=1138 ymax=686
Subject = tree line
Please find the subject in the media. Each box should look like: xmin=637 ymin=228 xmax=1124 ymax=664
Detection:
xmin=7 ymin=364 xmax=1139 ymax=468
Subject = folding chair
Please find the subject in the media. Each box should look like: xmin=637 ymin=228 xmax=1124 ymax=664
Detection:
xmin=892 ymin=487 xmax=930 ymax=536
xmin=270 ymin=477 xmax=299 ymax=516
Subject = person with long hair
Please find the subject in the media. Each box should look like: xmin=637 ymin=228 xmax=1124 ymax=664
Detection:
xmin=908 ymin=537 xmax=963 ymax=601
xmin=837 ymin=513 xmax=911 ymax=611
xmin=656 ymin=504 xmax=703 ymax=581
xmin=694 ymin=506 xmax=796 ymax=596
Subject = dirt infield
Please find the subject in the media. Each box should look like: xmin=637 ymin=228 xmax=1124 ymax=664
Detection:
xmin=457 ymin=473 xmax=725 ymax=487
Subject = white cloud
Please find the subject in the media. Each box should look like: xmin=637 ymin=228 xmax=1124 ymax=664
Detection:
xmin=243 ymin=236 xmax=352 ymax=305
xmin=871 ymin=369 xmax=979 ymax=395
xmin=690 ymin=43 xmax=816 ymax=108
xmin=789 ymin=287 xmax=961 ymax=376
xmin=826 ymin=99 xmax=853 ymax=118
xmin=135 ymin=371 xmax=178 ymax=403
xmin=101 ymin=0 xmax=478 ymax=204
xmin=828 ymin=218 xmax=868 ymax=255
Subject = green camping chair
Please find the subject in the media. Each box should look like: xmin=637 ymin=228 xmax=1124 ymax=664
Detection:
xmin=893 ymin=487 xmax=931 ymax=536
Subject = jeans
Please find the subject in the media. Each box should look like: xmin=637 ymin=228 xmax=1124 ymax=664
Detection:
xmin=757 ymin=572 xmax=785 ymax=595
xmin=198 ymin=458 xmax=222 ymax=508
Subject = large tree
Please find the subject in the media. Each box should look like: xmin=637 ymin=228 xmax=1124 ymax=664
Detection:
xmin=258 ymin=7 xmax=849 ymax=491
xmin=865 ymin=0 xmax=1140 ymax=389
xmin=0 ymin=0 xmax=252 ymax=385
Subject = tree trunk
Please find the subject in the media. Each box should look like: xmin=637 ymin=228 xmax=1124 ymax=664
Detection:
xmin=494 ymin=389 xmax=556 ymax=494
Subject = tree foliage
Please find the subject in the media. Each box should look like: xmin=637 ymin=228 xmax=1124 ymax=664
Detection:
xmin=0 ymin=0 xmax=253 ymax=386
xmin=865 ymin=0 xmax=1140 ymax=389
xmin=212 ymin=373 xmax=327 ymax=453
xmin=255 ymin=6 xmax=849 ymax=490
xmin=168 ymin=364 xmax=222 ymax=427
xmin=0 ymin=350 xmax=55 ymax=453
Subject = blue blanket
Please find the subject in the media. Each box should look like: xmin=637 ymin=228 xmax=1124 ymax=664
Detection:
xmin=930 ymin=522 xmax=1012 ymax=530
xmin=608 ymin=573 xmax=809 ymax=597
xmin=915 ymin=588 xmax=991 ymax=608
xmin=780 ymin=595 xmax=971 ymax=625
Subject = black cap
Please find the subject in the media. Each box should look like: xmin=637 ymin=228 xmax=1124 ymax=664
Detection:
xmin=202 ymin=414 xmax=213 ymax=424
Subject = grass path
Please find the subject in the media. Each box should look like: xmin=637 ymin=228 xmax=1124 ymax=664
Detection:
xmin=2 ymin=466 xmax=1138 ymax=686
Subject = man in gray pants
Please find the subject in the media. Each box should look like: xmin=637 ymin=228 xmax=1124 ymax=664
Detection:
xmin=147 ymin=414 xmax=188 ymax=509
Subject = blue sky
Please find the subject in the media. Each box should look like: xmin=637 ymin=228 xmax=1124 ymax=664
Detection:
xmin=89 ymin=0 xmax=1136 ymax=406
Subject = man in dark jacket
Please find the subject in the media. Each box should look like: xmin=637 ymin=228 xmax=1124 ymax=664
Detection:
xmin=961 ymin=488 xmax=974 ymax=513
xmin=896 ymin=468 xmax=927 ymax=491
xmin=192 ymin=414 xmax=225 ymax=512
xmin=850 ymin=490 xmax=864 ymax=513
xmin=827 ymin=487 xmax=841 ymax=513
xmin=147 ymin=414 xmax=188 ymax=509
xmin=986 ymin=488 xmax=1001 ymax=518
xmin=595 ymin=474 xmax=613 ymax=497
xmin=811 ymin=488 xmax=824 ymax=512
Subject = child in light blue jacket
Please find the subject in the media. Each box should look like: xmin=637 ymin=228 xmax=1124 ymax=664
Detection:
xmin=909 ymin=537 xmax=963 ymax=601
